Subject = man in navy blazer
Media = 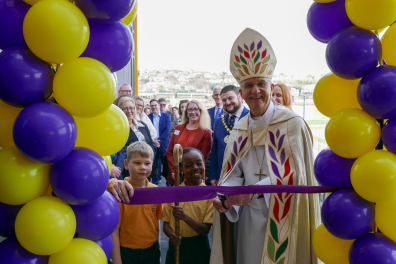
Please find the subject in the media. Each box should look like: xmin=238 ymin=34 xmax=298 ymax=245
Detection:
xmin=210 ymin=85 xmax=249 ymax=186
xmin=207 ymin=85 xmax=223 ymax=130
xmin=148 ymin=99 xmax=171 ymax=185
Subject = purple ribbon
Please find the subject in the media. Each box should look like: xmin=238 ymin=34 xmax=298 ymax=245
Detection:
xmin=126 ymin=185 xmax=350 ymax=205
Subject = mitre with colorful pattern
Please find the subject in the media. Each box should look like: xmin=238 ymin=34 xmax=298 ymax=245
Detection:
xmin=230 ymin=28 xmax=277 ymax=83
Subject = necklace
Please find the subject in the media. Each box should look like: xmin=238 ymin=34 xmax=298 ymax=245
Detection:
xmin=253 ymin=143 xmax=267 ymax=180
xmin=221 ymin=115 xmax=232 ymax=143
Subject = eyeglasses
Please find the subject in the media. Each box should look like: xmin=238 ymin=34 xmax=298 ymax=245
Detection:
xmin=186 ymin=108 xmax=200 ymax=113
xmin=120 ymin=90 xmax=132 ymax=93
xmin=135 ymin=104 xmax=143 ymax=108
xmin=160 ymin=103 xmax=166 ymax=106
xmin=122 ymin=107 xmax=134 ymax=112
xmin=242 ymin=81 xmax=271 ymax=89
xmin=213 ymin=94 xmax=221 ymax=97
xmin=150 ymin=104 xmax=157 ymax=108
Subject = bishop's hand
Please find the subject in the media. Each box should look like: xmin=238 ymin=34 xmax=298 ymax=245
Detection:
xmin=213 ymin=198 xmax=233 ymax=213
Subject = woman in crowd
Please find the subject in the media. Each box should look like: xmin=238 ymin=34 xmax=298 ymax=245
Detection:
xmin=112 ymin=96 xmax=156 ymax=179
xmin=133 ymin=95 xmax=157 ymax=140
xmin=272 ymin=83 xmax=293 ymax=110
xmin=168 ymin=99 xmax=188 ymax=138
xmin=144 ymin=107 xmax=151 ymax=115
xmin=166 ymin=99 xmax=212 ymax=185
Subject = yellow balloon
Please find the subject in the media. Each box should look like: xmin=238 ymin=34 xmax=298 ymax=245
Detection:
xmin=346 ymin=0 xmax=396 ymax=30
xmin=53 ymin=58 xmax=116 ymax=117
xmin=313 ymin=224 xmax=354 ymax=264
xmin=49 ymin=238 xmax=107 ymax=264
xmin=0 ymin=100 xmax=22 ymax=148
xmin=313 ymin=72 xmax=361 ymax=118
xmin=382 ymin=23 xmax=396 ymax=67
xmin=351 ymin=150 xmax=396 ymax=202
xmin=325 ymin=108 xmax=381 ymax=158
xmin=376 ymin=198 xmax=396 ymax=242
xmin=15 ymin=196 xmax=76 ymax=255
xmin=23 ymin=0 xmax=89 ymax=63
xmin=121 ymin=0 xmax=138 ymax=26
xmin=0 ymin=147 xmax=50 ymax=205
xmin=102 ymin=155 xmax=112 ymax=175
xmin=74 ymin=105 xmax=129 ymax=156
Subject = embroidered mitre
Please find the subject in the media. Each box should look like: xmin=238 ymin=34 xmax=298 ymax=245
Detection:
xmin=230 ymin=28 xmax=277 ymax=83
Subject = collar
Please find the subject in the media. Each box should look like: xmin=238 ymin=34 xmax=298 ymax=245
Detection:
xmin=129 ymin=178 xmax=149 ymax=188
xmin=181 ymin=181 xmax=206 ymax=186
xmin=216 ymin=106 xmax=223 ymax=110
xmin=232 ymin=105 xmax=245 ymax=119
xmin=153 ymin=111 xmax=161 ymax=117
xmin=132 ymin=119 xmax=145 ymax=127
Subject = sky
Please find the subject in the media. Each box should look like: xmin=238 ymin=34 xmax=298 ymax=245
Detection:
xmin=137 ymin=0 xmax=330 ymax=77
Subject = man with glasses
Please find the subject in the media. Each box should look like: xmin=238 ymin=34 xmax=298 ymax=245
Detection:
xmin=208 ymin=85 xmax=223 ymax=130
xmin=210 ymin=28 xmax=320 ymax=264
xmin=113 ymin=83 xmax=133 ymax=105
xmin=158 ymin=98 xmax=175 ymax=122
xmin=148 ymin=99 xmax=171 ymax=185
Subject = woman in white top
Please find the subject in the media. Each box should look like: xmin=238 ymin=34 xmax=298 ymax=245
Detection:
xmin=133 ymin=95 xmax=157 ymax=141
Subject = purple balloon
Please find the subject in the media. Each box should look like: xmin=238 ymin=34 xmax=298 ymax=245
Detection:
xmin=94 ymin=235 xmax=113 ymax=259
xmin=322 ymin=189 xmax=374 ymax=239
xmin=50 ymin=148 xmax=109 ymax=205
xmin=383 ymin=119 xmax=396 ymax=154
xmin=314 ymin=148 xmax=355 ymax=187
xmin=349 ymin=233 xmax=396 ymax=264
xmin=307 ymin=0 xmax=354 ymax=43
xmin=0 ymin=237 xmax=49 ymax=264
xmin=13 ymin=102 xmax=77 ymax=163
xmin=0 ymin=0 xmax=29 ymax=50
xmin=0 ymin=47 xmax=54 ymax=107
xmin=71 ymin=191 xmax=120 ymax=241
xmin=358 ymin=65 xmax=396 ymax=119
xmin=326 ymin=27 xmax=382 ymax=80
xmin=74 ymin=0 xmax=135 ymax=24
xmin=81 ymin=21 xmax=133 ymax=72
xmin=0 ymin=202 xmax=23 ymax=237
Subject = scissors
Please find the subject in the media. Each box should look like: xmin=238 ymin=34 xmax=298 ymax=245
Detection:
xmin=210 ymin=190 xmax=229 ymax=210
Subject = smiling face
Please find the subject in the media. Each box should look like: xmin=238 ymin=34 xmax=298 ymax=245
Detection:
xmin=159 ymin=100 xmax=167 ymax=112
xmin=239 ymin=77 xmax=274 ymax=117
xmin=186 ymin=102 xmax=201 ymax=123
xmin=221 ymin=90 xmax=243 ymax=115
xmin=122 ymin=100 xmax=135 ymax=121
xmin=272 ymin=85 xmax=284 ymax=105
xmin=182 ymin=150 xmax=204 ymax=185
xmin=135 ymin=99 xmax=144 ymax=115
xmin=125 ymin=152 xmax=153 ymax=182
xmin=150 ymin=101 xmax=159 ymax=115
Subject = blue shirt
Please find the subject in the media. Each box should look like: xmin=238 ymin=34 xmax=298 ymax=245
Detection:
xmin=152 ymin=111 xmax=161 ymax=139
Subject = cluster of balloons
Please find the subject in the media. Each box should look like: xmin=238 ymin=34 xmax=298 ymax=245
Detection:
xmin=0 ymin=0 xmax=137 ymax=263
xmin=308 ymin=0 xmax=396 ymax=263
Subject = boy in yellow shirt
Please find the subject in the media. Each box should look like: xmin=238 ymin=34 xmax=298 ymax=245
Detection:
xmin=111 ymin=141 xmax=162 ymax=264
xmin=162 ymin=147 xmax=213 ymax=264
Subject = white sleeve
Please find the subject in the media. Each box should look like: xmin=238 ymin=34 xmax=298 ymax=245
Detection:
xmin=222 ymin=162 xmax=244 ymax=222
xmin=143 ymin=115 xmax=157 ymax=140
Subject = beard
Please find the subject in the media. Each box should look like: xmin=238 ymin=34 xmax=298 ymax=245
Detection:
xmin=226 ymin=102 xmax=242 ymax=115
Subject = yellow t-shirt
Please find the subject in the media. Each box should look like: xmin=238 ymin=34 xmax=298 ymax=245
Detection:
xmin=117 ymin=179 xmax=163 ymax=249
xmin=162 ymin=182 xmax=213 ymax=237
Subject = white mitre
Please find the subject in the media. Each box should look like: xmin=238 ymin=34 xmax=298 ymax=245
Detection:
xmin=230 ymin=28 xmax=277 ymax=83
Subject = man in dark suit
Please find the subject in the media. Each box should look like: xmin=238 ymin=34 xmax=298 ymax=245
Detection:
xmin=207 ymin=85 xmax=223 ymax=130
xmin=148 ymin=99 xmax=171 ymax=185
xmin=158 ymin=98 xmax=175 ymax=122
xmin=210 ymin=85 xmax=249 ymax=186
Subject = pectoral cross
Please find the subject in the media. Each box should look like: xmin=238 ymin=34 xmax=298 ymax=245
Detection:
xmin=255 ymin=166 xmax=268 ymax=181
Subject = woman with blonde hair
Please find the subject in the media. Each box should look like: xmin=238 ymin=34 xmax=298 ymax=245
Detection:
xmin=166 ymin=99 xmax=213 ymax=185
xmin=273 ymin=83 xmax=293 ymax=110
xmin=112 ymin=96 xmax=156 ymax=179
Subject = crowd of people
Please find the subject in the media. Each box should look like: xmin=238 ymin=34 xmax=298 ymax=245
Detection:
xmin=106 ymin=28 xmax=319 ymax=264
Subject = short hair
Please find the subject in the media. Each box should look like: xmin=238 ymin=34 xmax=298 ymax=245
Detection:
xmin=212 ymin=85 xmax=222 ymax=94
xmin=126 ymin=141 xmax=154 ymax=161
xmin=274 ymin=83 xmax=293 ymax=110
xmin=133 ymin=96 xmax=144 ymax=104
xmin=120 ymin=83 xmax=131 ymax=89
xmin=220 ymin=85 xmax=239 ymax=95
xmin=150 ymin=99 xmax=159 ymax=105
xmin=182 ymin=147 xmax=204 ymax=164
xmin=178 ymin=99 xmax=189 ymax=116
xmin=158 ymin=98 xmax=166 ymax=103
xmin=182 ymin=100 xmax=211 ymax=130
xmin=117 ymin=96 xmax=138 ymax=120
xmin=172 ymin=106 xmax=178 ymax=111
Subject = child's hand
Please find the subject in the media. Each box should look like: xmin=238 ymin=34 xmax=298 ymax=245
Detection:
xmin=170 ymin=232 xmax=182 ymax=246
xmin=172 ymin=205 xmax=187 ymax=221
